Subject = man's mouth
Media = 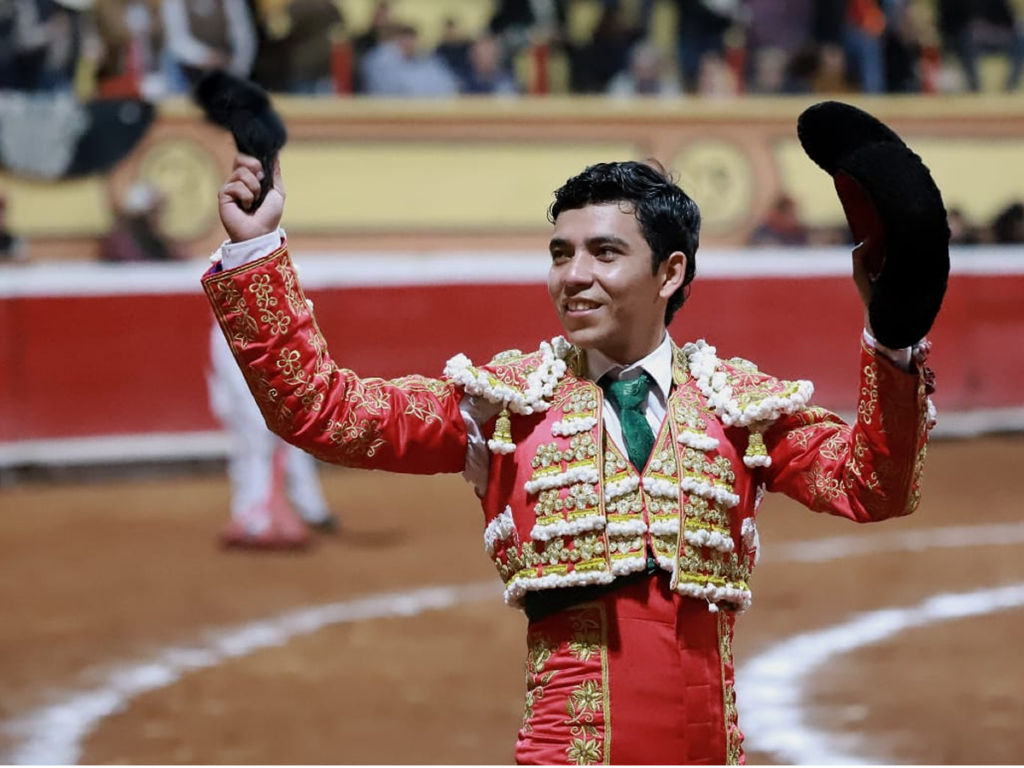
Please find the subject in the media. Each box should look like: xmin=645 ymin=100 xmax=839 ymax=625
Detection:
xmin=565 ymin=299 xmax=601 ymax=313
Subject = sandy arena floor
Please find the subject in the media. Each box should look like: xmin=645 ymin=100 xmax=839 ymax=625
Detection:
xmin=1 ymin=435 xmax=1022 ymax=764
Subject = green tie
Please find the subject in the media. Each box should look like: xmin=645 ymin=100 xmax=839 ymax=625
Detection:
xmin=603 ymin=372 xmax=656 ymax=471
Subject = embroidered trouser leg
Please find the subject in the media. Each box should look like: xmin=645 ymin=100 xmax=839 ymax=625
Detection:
xmin=515 ymin=574 xmax=743 ymax=765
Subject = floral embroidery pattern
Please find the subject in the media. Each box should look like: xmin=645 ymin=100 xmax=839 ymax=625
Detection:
xmin=805 ymin=462 xmax=845 ymax=509
xmin=565 ymin=607 xmax=609 ymax=765
xmin=211 ymin=279 xmax=258 ymax=349
xmin=522 ymin=605 xmax=608 ymax=762
xmin=522 ymin=635 xmax=557 ymax=735
xmin=324 ymin=417 xmax=385 ymax=463
xmin=858 ymin=362 xmax=879 ymax=426
xmin=718 ymin=612 xmax=743 ymax=765
xmin=276 ymin=260 xmax=307 ymax=317
xmin=276 ymin=347 xmax=325 ymax=413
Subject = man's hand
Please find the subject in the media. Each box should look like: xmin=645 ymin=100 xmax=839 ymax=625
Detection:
xmin=218 ymin=154 xmax=285 ymax=243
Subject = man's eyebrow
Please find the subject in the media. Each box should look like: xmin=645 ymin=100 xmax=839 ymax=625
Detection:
xmin=549 ymin=237 xmax=571 ymax=252
xmin=586 ymin=235 xmax=630 ymax=250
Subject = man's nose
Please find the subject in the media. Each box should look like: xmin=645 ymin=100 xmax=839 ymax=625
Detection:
xmin=562 ymin=252 xmax=593 ymax=286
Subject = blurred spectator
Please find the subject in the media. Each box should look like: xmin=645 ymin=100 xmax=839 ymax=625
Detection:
xmin=101 ymin=181 xmax=182 ymax=262
xmin=435 ymin=15 xmax=473 ymax=83
xmin=844 ymin=0 xmax=888 ymax=93
xmin=809 ymin=42 xmax=856 ymax=92
xmin=883 ymin=0 xmax=926 ymax=93
xmin=92 ymin=0 xmax=167 ymax=99
xmin=461 ymin=34 xmax=519 ymax=95
xmin=938 ymin=0 xmax=1024 ymax=92
xmin=489 ymin=0 xmax=568 ymax=56
xmin=600 ymin=0 xmax=657 ymax=36
xmin=674 ymin=0 xmax=745 ymax=93
xmin=572 ymin=4 xmax=644 ymax=93
xmin=748 ymin=193 xmax=810 ymax=246
xmin=945 ymin=207 xmax=981 ymax=245
xmin=744 ymin=0 xmax=815 ymax=93
xmin=990 ymin=200 xmax=1024 ymax=243
xmin=253 ymin=0 xmax=344 ymax=95
xmin=696 ymin=50 xmax=739 ymax=96
xmin=607 ymin=41 xmax=682 ymax=97
xmin=0 ymin=193 xmax=27 ymax=263
xmin=160 ymin=0 xmax=257 ymax=92
xmin=349 ymin=1 xmax=396 ymax=93
xmin=0 ymin=2 xmax=20 ymax=89
xmin=2 ymin=0 xmax=96 ymax=94
xmin=361 ymin=23 xmax=459 ymax=97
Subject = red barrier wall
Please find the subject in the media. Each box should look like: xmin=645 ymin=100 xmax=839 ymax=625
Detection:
xmin=2 ymin=251 xmax=1022 ymax=456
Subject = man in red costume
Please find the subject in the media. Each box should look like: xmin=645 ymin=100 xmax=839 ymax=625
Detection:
xmin=202 ymin=102 xmax=946 ymax=765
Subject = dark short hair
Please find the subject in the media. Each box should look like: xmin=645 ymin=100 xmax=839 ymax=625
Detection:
xmin=548 ymin=160 xmax=700 ymax=325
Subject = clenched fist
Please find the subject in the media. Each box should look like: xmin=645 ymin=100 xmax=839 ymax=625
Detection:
xmin=218 ymin=153 xmax=285 ymax=243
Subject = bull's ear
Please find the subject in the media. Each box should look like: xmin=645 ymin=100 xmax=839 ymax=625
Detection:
xmin=798 ymin=102 xmax=950 ymax=350
xmin=192 ymin=70 xmax=287 ymax=210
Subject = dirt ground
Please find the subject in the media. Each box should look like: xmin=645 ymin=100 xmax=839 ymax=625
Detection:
xmin=1 ymin=435 xmax=1022 ymax=765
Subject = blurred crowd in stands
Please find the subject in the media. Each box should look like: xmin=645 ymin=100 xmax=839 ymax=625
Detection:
xmin=2 ymin=0 xmax=1024 ymax=264
xmin=3 ymin=0 xmax=1024 ymax=101
xmin=746 ymin=193 xmax=1024 ymax=248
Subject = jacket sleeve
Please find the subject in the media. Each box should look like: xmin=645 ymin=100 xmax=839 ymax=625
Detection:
xmin=201 ymin=243 xmax=468 ymax=474
xmin=759 ymin=340 xmax=933 ymax=522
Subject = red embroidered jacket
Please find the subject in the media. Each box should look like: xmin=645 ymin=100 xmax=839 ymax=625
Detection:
xmin=203 ymin=245 xmax=933 ymax=611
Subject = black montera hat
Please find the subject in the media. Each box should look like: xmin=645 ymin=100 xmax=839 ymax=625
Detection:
xmin=797 ymin=101 xmax=949 ymax=349
xmin=193 ymin=70 xmax=287 ymax=211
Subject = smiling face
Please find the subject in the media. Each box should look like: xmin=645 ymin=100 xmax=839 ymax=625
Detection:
xmin=548 ymin=203 xmax=685 ymax=365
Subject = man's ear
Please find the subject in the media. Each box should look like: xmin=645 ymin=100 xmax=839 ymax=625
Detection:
xmin=659 ymin=251 xmax=687 ymax=299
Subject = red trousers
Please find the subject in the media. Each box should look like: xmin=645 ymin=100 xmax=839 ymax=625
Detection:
xmin=515 ymin=574 xmax=743 ymax=765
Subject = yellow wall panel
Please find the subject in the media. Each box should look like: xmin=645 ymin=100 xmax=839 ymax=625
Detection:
xmin=283 ymin=141 xmax=638 ymax=230
xmin=775 ymin=137 xmax=1024 ymax=229
xmin=1 ymin=173 xmax=111 ymax=236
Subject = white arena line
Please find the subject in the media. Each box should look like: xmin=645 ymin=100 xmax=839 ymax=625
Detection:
xmin=4 ymin=522 xmax=1024 ymax=765
xmin=3 ymin=582 xmax=498 ymax=766
xmin=737 ymin=582 xmax=1024 ymax=765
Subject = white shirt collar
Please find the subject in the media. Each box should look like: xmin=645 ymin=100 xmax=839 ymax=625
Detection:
xmin=585 ymin=333 xmax=674 ymax=398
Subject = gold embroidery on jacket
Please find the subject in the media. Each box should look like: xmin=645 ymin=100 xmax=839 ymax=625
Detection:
xmin=858 ymin=361 xmax=879 ymax=426
xmin=805 ymin=463 xmax=845 ymax=509
xmin=671 ymin=381 xmax=751 ymax=602
xmin=718 ymin=612 xmax=742 ymax=765
xmin=522 ymin=635 xmax=557 ymax=734
xmin=276 ymin=347 xmax=325 ymax=413
xmin=647 ymin=431 xmax=682 ymax=561
xmin=212 ymin=279 xmax=258 ymax=349
xmin=325 ymin=417 xmax=385 ymax=462
xmin=844 ymin=430 xmax=881 ymax=493
xmin=531 ymin=533 xmax=607 ymax=569
xmin=819 ymin=431 xmax=848 ymax=462
xmin=602 ymin=441 xmax=646 ymax=565
xmin=906 ymin=442 xmax=928 ymax=515
xmin=316 ymin=375 xmax=456 ymax=463
xmin=276 ymin=260 xmax=306 ymax=317
xmin=730 ymin=369 xmax=802 ymax=413
xmin=522 ymin=605 xmax=610 ymax=765
xmin=248 ymin=273 xmax=285 ymax=338
xmin=564 ymin=607 xmax=609 ymax=766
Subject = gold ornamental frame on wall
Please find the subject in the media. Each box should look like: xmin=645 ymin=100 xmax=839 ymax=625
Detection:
xmin=135 ymin=138 xmax=222 ymax=242
xmin=673 ymin=138 xmax=755 ymax=234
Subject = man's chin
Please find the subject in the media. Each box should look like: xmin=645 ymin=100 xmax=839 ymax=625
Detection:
xmin=561 ymin=328 xmax=600 ymax=350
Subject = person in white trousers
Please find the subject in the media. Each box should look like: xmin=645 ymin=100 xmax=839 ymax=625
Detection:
xmin=208 ymin=324 xmax=339 ymax=549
